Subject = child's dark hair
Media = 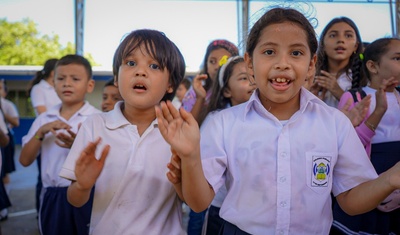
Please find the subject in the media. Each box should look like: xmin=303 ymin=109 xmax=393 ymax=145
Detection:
xmin=104 ymin=77 xmax=115 ymax=88
xmin=113 ymin=29 xmax=185 ymax=102
xmin=201 ymin=39 xmax=239 ymax=91
xmin=55 ymin=54 xmax=93 ymax=79
xmin=198 ymin=56 xmax=244 ymax=126
xmin=27 ymin=58 xmax=58 ymax=96
xmin=362 ymin=37 xmax=400 ymax=81
xmin=180 ymin=78 xmax=191 ymax=91
xmin=316 ymin=17 xmax=364 ymax=87
xmin=246 ymin=7 xmax=318 ymax=58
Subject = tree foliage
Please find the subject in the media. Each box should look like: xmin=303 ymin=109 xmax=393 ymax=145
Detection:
xmin=0 ymin=18 xmax=98 ymax=65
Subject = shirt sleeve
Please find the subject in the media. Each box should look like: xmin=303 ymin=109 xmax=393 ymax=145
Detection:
xmin=30 ymin=85 xmax=46 ymax=107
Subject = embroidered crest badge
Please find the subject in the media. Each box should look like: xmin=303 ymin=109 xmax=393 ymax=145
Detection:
xmin=312 ymin=156 xmax=331 ymax=187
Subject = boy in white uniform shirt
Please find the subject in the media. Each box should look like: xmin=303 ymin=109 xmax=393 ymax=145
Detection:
xmin=19 ymin=54 xmax=99 ymax=235
xmin=155 ymin=7 xmax=400 ymax=235
xmin=60 ymin=29 xmax=186 ymax=235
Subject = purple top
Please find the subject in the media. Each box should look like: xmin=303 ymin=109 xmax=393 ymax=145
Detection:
xmin=181 ymin=86 xmax=212 ymax=112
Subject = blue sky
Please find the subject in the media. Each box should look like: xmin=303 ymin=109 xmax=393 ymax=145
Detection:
xmin=0 ymin=0 xmax=394 ymax=71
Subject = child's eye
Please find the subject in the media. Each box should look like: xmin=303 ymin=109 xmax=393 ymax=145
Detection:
xmin=393 ymin=57 xmax=400 ymax=61
xmin=264 ymin=50 xmax=274 ymax=55
xmin=149 ymin=64 xmax=160 ymax=70
xmin=73 ymin=77 xmax=81 ymax=81
xmin=102 ymin=95 xmax=107 ymax=101
xmin=328 ymin=33 xmax=336 ymax=38
xmin=345 ymin=34 xmax=354 ymax=39
xmin=291 ymin=51 xmax=303 ymax=56
xmin=126 ymin=61 xmax=136 ymax=67
xmin=209 ymin=59 xmax=216 ymax=65
xmin=56 ymin=77 xmax=64 ymax=81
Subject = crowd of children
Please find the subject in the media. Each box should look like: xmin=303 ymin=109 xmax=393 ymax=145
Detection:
xmin=0 ymin=4 xmax=399 ymax=235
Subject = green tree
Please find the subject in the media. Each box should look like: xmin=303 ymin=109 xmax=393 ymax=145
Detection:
xmin=0 ymin=18 xmax=98 ymax=65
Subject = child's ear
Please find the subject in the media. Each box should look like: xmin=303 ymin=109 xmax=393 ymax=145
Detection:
xmin=366 ymin=60 xmax=378 ymax=75
xmin=244 ymin=52 xmax=254 ymax=76
xmin=113 ymin=76 xmax=118 ymax=87
xmin=306 ymin=54 xmax=317 ymax=81
xmin=166 ymin=84 xmax=173 ymax=93
xmin=86 ymin=79 xmax=95 ymax=94
xmin=223 ymin=87 xmax=232 ymax=98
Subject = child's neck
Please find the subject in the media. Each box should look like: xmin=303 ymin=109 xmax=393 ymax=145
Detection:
xmin=121 ymin=104 xmax=156 ymax=136
xmin=60 ymin=101 xmax=85 ymax=120
xmin=261 ymin=97 xmax=300 ymax=121
xmin=327 ymin=58 xmax=350 ymax=75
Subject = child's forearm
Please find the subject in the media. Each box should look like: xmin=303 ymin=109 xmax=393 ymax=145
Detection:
xmin=181 ymin=149 xmax=215 ymax=212
xmin=0 ymin=129 xmax=9 ymax=147
xmin=336 ymin=171 xmax=395 ymax=215
xmin=67 ymin=181 xmax=92 ymax=208
xmin=19 ymin=132 xmax=42 ymax=166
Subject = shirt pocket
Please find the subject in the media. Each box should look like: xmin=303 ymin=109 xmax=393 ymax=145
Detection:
xmin=305 ymin=151 xmax=334 ymax=194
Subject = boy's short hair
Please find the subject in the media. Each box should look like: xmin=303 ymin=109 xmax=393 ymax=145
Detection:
xmin=55 ymin=54 xmax=93 ymax=79
xmin=180 ymin=78 xmax=191 ymax=90
xmin=104 ymin=77 xmax=115 ymax=88
xmin=112 ymin=29 xmax=186 ymax=101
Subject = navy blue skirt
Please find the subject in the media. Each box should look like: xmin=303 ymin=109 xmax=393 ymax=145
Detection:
xmin=39 ymin=186 xmax=94 ymax=235
xmin=332 ymin=141 xmax=400 ymax=235
xmin=219 ymin=221 xmax=251 ymax=235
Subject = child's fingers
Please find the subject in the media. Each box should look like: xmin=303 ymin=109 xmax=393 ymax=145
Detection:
xmin=98 ymin=144 xmax=110 ymax=164
xmin=166 ymin=100 xmax=181 ymax=120
xmin=179 ymin=107 xmax=198 ymax=127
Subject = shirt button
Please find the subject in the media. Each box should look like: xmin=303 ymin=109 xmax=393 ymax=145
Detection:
xmin=280 ymin=152 xmax=286 ymax=158
xmin=280 ymin=201 xmax=287 ymax=207
xmin=280 ymin=176 xmax=286 ymax=183
xmin=279 ymin=230 xmax=285 ymax=235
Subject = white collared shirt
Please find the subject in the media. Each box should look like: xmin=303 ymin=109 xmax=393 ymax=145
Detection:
xmin=30 ymin=80 xmax=61 ymax=116
xmin=60 ymin=101 xmax=185 ymax=235
xmin=22 ymin=101 xmax=100 ymax=188
xmin=200 ymin=88 xmax=378 ymax=235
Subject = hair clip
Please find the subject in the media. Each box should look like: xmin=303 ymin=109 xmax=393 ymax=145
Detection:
xmin=359 ymin=53 xmax=364 ymax=61
xmin=219 ymin=55 xmax=229 ymax=67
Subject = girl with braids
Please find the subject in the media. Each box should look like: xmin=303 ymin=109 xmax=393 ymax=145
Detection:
xmin=313 ymin=17 xmax=364 ymax=108
xmin=27 ymin=58 xmax=61 ymax=116
xmin=332 ymin=37 xmax=400 ymax=235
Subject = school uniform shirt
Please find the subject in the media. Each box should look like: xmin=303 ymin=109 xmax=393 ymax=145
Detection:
xmin=362 ymin=86 xmax=400 ymax=144
xmin=0 ymin=97 xmax=19 ymax=127
xmin=59 ymin=101 xmax=185 ymax=235
xmin=200 ymin=88 xmax=378 ymax=235
xmin=30 ymin=80 xmax=61 ymax=116
xmin=22 ymin=101 xmax=100 ymax=188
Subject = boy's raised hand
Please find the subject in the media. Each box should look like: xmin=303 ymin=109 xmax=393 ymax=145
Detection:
xmin=74 ymin=137 xmax=110 ymax=191
xmin=155 ymin=101 xmax=200 ymax=158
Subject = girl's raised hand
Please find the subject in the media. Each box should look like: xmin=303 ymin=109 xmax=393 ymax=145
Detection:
xmin=74 ymin=138 xmax=110 ymax=191
xmin=155 ymin=100 xmax=200 ymax=158
xmin=192 ymin=74 xmax=208 ymax=99
xmin=315 ymin=70 xmax=343 ymax=99
xmin=375 ymin=77 xmax=399 ymax=113
xmin=166 ymin=149 xmax=181 ymax=185
xmin=340 ymin=95 xmax=371 ymax=127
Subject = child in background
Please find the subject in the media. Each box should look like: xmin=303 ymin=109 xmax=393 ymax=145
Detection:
xmin=101 ymin=78 xmax=122 ymax=112
xmin=172 ymin=78 xmax=191 ymax=110
xmin=27 ymin=58 xmax=61 ymax=214
xmin=0 ymin=109 xmax=10 ymax=221
xmin=156 ymin=7 xmax=400 ymax=235
xmin=0 ymin=79 xmax=19 ymax=190
xmin=28 ymin=58 xmax=61 ymax=116
xmin=19 ymin=54 xmax=99 ymax=235
xmin=182 ymin=39 xmax=238 ymax=122
xmin=59 ymin=29 xmax=186 ymax=235
xmin=181 ymin=39 xmax=238 ymax=235
xmin=199 ymin=55 xmax=256 ymax=234
xmin=332 ymin=37 xmax=400 ymax=235
xmin=313 ymin=17 xmax=364 ymax=107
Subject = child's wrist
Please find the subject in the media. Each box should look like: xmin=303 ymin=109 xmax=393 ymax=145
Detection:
xmin=34 ymin=131 xmax=44 ymax=141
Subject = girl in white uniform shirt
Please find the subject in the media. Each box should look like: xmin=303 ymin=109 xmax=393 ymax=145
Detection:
xmin=156 ymin=7 xmax=400 ymax=235
xmin=28 ymin=58 xmax=62 ymax=116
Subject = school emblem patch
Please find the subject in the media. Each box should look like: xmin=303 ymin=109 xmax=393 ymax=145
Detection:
xmin=312 ymin=156 xmax=331 ymax=187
